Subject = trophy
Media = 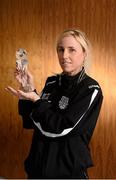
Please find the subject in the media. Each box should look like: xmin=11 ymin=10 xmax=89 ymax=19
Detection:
xmin=16 ymin=48 xmax=32 ymax=92
xmin=16 ymin=48 xmax=28 ymax=71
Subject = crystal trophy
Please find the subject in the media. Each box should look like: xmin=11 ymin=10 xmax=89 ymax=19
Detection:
xmin=16 ymin=48 xmax=28 ymax=71
xmin=16 ymin=48 xmax=32 ymax=92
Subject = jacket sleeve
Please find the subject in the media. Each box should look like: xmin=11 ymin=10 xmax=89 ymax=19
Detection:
xmin=30 ymin=85 xmax=103 ymax=138
xmin=18 ymin=80 xmax=49 ymax=129
xmin=18 ymin=100 xmax=34 ymax=129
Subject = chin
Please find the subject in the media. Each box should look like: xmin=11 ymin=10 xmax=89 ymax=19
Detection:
xmin=62 ymin=68 xmax=72 ymax=73
xmin=63 ymin=70 xmax=73 ymax=76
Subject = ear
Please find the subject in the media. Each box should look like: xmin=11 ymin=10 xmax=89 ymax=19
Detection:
xmin=83 ymin=51 xmax=87 ymax=59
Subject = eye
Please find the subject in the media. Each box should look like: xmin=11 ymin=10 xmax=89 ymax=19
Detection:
xmin=57 ymin=48 xmax=64 ymax=53
xmin=69 ymin=48 xmax=76 ymax=52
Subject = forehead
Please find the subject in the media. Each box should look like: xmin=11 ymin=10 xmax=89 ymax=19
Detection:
xmin=57 ymin=36 xmax=82 ymax=48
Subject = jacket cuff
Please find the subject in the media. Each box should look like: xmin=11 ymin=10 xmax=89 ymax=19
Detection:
xmin=33 ymin=99 xmax=52 ymax=113
xmin=18 ymin=99 xmax=34 ymax=115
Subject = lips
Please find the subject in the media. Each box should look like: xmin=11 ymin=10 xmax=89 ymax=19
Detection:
xmin=62 ymin=62 xmax=71 ymax=65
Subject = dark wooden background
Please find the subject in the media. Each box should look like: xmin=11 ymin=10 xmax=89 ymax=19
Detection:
xmin=0 ymin=0 xmax=116 ymax=178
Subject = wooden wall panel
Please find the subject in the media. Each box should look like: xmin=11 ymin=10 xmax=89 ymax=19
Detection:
xmin=0 ymin=0 xmax=116 ymax=178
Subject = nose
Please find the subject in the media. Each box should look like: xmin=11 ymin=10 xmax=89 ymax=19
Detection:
xmin=63 ymin=49 xmax=69 ymax=59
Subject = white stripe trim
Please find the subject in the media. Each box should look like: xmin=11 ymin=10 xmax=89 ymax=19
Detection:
xmin=31 ymin=89 xmax=99 ymax=138
xmin=88 ymin=85 xmax=100 ymax=89
xmin=46 ymin=80 xmax=56 ymax=86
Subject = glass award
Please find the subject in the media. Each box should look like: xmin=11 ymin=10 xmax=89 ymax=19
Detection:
xmin=16 ymin=48 xmax=32 ymax=92
xmin=16 ymin=48 xmax=28 ymax=71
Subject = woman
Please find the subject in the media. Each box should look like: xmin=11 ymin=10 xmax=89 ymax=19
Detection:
xmin=6 ymin=29 xmax=103 ymax=179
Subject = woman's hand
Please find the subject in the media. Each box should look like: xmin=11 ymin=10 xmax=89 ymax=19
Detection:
xmin=5 ymin=86 xmax=40 ymax=102
xmin=5 ymin=68 xmax=40 ymax=102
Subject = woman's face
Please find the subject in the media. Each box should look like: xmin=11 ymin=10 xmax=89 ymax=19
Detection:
xmin=57 ymin=36 xmax=86 ymax=76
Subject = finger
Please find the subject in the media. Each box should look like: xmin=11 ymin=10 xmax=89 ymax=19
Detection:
xmin=5 ymin=86 xmax=19 ymax=97
xmin=17 ymin=90 xmax=30 ymax=99
xmin=5 ymin=87 xmax=18 ymax=97
xmin=5 ymin=86 xmax=23 ymax=99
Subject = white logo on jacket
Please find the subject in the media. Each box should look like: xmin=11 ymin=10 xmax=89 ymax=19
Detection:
xmin=59 ymin=96 xmax=69 ymax=110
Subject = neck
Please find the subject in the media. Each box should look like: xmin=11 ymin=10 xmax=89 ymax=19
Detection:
xmin=64 ymin=67 xmax=83 ymax=76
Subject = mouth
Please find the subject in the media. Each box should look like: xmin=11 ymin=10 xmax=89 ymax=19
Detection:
xmin=62 ymin=62 xmax=71 ymax=65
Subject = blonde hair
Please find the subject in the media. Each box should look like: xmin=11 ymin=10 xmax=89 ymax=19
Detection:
xmin=56 ymin=29 xmax=92 ymax=73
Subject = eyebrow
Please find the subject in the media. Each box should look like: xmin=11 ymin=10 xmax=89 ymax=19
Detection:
xmin=57 ymin=46 xmax=75 ymax=48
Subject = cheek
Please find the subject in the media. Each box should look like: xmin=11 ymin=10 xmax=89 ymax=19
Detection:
xmin=74 ymin=53 xmax=85 ymax=64
xmin=57 ymin=53 xmax=62 ymax=63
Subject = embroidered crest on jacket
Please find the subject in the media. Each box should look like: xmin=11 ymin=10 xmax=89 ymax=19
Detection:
xmin=59 ymin=96 xmax=69 ymax=110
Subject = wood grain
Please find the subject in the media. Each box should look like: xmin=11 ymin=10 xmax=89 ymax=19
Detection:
xmin=0 ymin=0 xmax=116 ymax=178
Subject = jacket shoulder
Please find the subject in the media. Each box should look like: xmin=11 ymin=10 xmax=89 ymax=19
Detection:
xmin=83 ymin=75 xmax=102 ymax=92
xmin=45 ymin=74 xmax=58 ymax=86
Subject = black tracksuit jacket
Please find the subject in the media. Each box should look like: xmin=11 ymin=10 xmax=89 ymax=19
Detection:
xmin=18 ymin=69 xmax=103 ymax=178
